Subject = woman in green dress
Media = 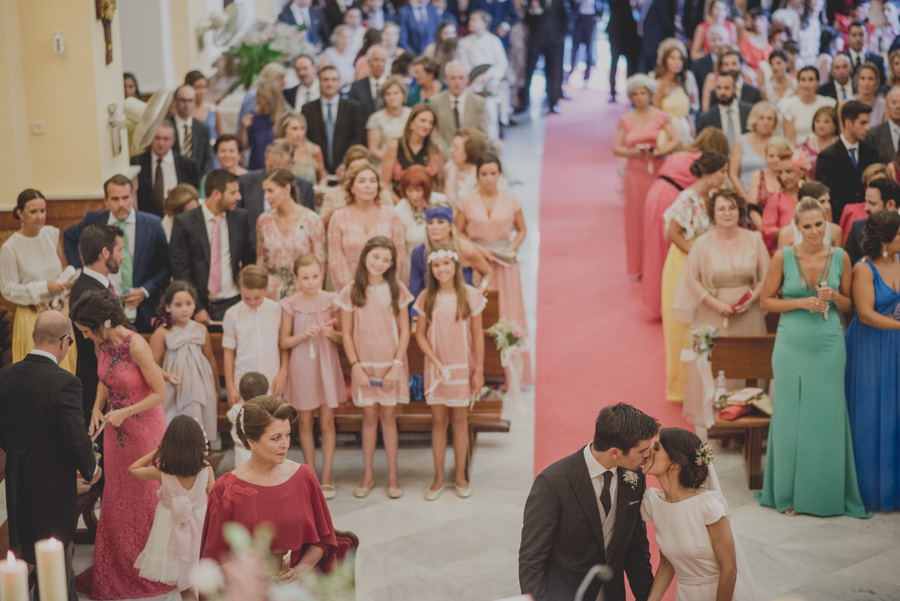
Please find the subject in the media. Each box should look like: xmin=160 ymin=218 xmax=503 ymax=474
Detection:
xmin=756 ymin=197 xmax=870 ymax=518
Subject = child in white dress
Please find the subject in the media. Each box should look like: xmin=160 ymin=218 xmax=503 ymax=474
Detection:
xmin=129 ymin=416 xmax=215 ymax=600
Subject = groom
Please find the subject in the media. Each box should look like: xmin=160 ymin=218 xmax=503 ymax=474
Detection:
xmin=519 ymin=403 xmax=659 ymax=601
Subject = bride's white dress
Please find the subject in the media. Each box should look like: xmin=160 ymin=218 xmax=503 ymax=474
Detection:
xmin=641 ymin=488 xmax=756 ymax=601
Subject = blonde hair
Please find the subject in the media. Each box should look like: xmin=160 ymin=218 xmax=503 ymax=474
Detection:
xmin=164 ymin=184 xmax=199 ymax=217
xmin=747 ymin=101 xmax=779 ymax=133
xmin=274 ymin=112 xmax=307 ymax=138
xmin=343 ymin=162 xmax=383 ymax=205
xmin=765 ymin=136 xmax=793 ymax=159
xmin=239 ymin=264 xmax=269 ymax=290
xmin=794 ymin=197 xmax=826 ymax=223
xmin=256 ymin=78 xmax=288 ymax=128
xmin=292 ymin=253 xmax=322 ymax=274
xmin=381 ymin=76 xmax=409 ymax=104
xmin=862 ymin=163 xmax=897 ymax=185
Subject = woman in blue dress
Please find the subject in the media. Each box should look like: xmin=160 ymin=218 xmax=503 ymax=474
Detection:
xmin=240 ymin=79 xmax=286 ymax=171
xmin=846 ymin=210 xmax=900 ymax=512
xmin=186 ymin=70 xmax=221 ymax=168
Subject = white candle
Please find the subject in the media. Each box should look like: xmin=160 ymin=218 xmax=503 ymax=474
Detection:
xmin=35 ymin=539 xmax=67 ymax=601
xmin=0 ymin=551 xmax=28 ymax=601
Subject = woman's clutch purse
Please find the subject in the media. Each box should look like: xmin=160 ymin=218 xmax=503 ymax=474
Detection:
xmin=491 ymin=248 xmax=517 ymax=263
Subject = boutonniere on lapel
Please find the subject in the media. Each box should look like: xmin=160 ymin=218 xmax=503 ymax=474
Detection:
xmin=623 ymin=470 xmax=639 ymax=490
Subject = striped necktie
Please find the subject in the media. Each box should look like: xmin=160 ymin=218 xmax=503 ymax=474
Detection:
xmin=183 ymin=124 xmax=193 ymax=158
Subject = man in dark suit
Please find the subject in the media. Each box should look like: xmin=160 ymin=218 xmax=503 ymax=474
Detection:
xmin=0 ymin=311 xmax=99 ymax=601
xmin=519 ymin=404 xmax=658 ymax=601
xmin=467 ymin=0 xmax=517 ymax=46
xmin=238 ymin=138 xmax=316 ymax=245
xmin=302 ymin=66 xmax=366 ymax=174
xmin=324 ymin=0 xmax=347 ymax=30
xmin=705 ymin=49 xmax=762 ymax=107
xmin=695 ymin=72 xmax=753 ymax=146
xmin=430 ymin=0 xmax=459 ymax=24
xmin=169 ymin=169 xmax=255 ymax=323
xmin=278 ymin=0 xmax=330 ymax=46
xmin=284 ymin=54 xmax=321 ymax=112
xmin=348 ymin=45 xmax=388 ymax=122
xmin=361 ymin=0 xmax=395 ymax=30
xmin=171 ymin=84 xmax=214 ymax=175
xmin=636 ymin=0 xmax=676 ymax=74
xmin=568 ymin=0 xmax=602 ymax=86
xmin=70 ymin=224 xmax=123 ymax=425
xmin=689 ymin=27 xmax=728 ymax=101
xmin=864 ymin=87 xmax=900 ymax=163
xmin=606 ymin=0 xmax=639 ymax=102
xmin=844 ymin=21 xmax=887 ymax=82
xmin=846 ymin=178 xmax=900 ymax=265
xmin=63 ymin=175 xmax=169 ymax=333
xmin=816 ymin=100 xmax=877 ymax=223
xmin=818 ymin=54 xmax=855 ymax=101
xmin=398 ymin=0 xmax=442 ymax=54
xmin=519 ymin=0 xmax=575 ymax=114
xmin=135 ymin=121 xmax=200 ymax=217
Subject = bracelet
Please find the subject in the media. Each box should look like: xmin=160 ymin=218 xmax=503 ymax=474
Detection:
xmin=350 ymin=360 xmax=359 ymax=367
xmin=392 ymin=359 xmax=404 ymax=367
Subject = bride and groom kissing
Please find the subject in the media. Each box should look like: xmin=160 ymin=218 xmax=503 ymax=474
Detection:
xmin=519 ymin=403 xmax=755 ymax=601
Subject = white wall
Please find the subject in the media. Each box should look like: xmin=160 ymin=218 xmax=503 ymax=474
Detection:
xmin=119 ymin=0 xmax=176 ymax=91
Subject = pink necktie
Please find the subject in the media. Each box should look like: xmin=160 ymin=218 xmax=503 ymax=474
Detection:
xmin=208 ymin=215 xmax=223 ymax=298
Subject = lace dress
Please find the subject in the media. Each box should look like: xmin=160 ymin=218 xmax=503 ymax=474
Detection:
xmin=257 ymin=209 xmax=326 ymax=300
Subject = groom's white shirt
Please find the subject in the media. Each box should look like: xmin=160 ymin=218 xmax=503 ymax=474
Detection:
xmin=584 ymin=443 xmax=618 ymax=553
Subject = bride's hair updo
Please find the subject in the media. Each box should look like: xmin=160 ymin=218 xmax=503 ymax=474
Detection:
xmin=236 ymin=395 xmax=298 ymax=450
xmin=658 ymin=428 xmax=709 ymax=489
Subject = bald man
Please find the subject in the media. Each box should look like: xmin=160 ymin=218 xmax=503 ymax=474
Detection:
xmin=0 ymin=311 xmax=99 ymax=601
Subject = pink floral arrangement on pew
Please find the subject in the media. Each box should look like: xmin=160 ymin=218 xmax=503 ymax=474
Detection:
xmin=486 ymin=318 xmax=529 ymax=414
xmin=487 ymin=318 xmax=527 ymax=352
xmin=687 ymin=324 xmax=718 ymax=360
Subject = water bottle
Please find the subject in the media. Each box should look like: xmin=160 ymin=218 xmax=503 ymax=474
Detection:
xmin=714 ymin=370 xmax=728 ymax=410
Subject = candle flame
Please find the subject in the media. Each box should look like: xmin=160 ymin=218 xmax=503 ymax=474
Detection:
xmin=47 ymin=537 xmax=61 ymax=548
xmin=6 ymin=551 xmax=14 ymax=564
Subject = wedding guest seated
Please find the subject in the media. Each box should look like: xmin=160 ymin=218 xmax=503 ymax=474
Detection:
xmin=161 ymin=184 xmax=199 ymax=241
xmin=844 ymin=177 xmax=900 ymax=265
xmin=320 ymin=145 xmax=396 ymax=226
xmin=201 ymin=396 xmax=350 ymax=576
xmin=275 ymin=113 xmax=327 ymax=185
xmin=795 ymin=106 xmax=839 ymax=179
xmin=135 ymin=121 xmax=200 ymax=217
xmin=776 ymin=181 xmax=843 ymax=249
xmin=199 ymin=135 xmax=248 ymax=200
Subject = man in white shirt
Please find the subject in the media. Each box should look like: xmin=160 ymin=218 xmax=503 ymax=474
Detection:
xmin=819 ymin=54 xmax=855 ymax=101
xmin=285 ymin=55 xmax=321 ymax=112
xmin=172 ymin=85 xmax=213 ymax=174
xmin=458 ymin=11 xmax=510 ymax=128
xmin=432 ymin=61 xmax=488 ymax=150
xmin=695 ymin=72 xmax=752 ymax=147
xmin=136 ymin=121 xmax=199 ymax=217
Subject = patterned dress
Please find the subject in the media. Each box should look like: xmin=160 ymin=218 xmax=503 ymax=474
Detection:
xmin=326 ymin=206 xmax=408 ymax=292
xmin=76 ymin=332 xmax=170 ymax=600
xmin=257 ymin=209 xmax=326 ymax=300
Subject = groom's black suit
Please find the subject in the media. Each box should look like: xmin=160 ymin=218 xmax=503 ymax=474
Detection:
xmin=519 ymin=447 xmax=653 ymax=601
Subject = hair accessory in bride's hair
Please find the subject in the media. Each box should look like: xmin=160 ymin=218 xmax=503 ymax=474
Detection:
xmin=103 ymin=319 xmax=112 ymax=329
xmin=427 ymin=249 xmax=460 ymax=263
xmin=239 ymin=405 xmax=246 ymax=434
xmin=695 ymin=442 xmax=714 ymax=466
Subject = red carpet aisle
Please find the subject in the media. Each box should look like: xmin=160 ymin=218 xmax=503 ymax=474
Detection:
xmin=533 ymin=89 xmax=692 ymax=600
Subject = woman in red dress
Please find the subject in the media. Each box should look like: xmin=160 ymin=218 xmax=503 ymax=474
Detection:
xmin=201 ymin=396 xmax=348 ymax=580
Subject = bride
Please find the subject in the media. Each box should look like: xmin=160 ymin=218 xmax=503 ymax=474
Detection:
xmin=641 ymin=428 xmax=757 ymax=601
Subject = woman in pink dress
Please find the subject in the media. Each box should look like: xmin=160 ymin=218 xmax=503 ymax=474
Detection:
xmin=642 ymin=128 xmax=729 ymax=316
xmin=457 ymin=153 xmax=533 ymax=387
xmin=257 ymin=168 xmax=326 ymax=300
xmin=613 ymin=74 xmax=681 ymax=278
xmin=70 ymin=291 xmax=170 ymax=600
xmin=747 ymin=137 xmax=791 ymax=229
xmin=761 ymin=149 xmax=809 ymax=254
xmin=327 ymin=163 xmax=408 ymax=292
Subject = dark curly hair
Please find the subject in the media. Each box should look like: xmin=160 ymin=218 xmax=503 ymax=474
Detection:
xmin=707 ymin=189 xmax=747 ymax=223
xmin=658 ymin=428 xmax=709 ymax=489
xmin=861 ymin=211 xmax=900 ymax=259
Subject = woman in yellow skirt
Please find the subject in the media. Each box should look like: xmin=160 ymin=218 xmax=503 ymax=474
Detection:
xmin=661 ymin=151 xmax=729 ymax=402
xmin=0 ymin=189 xmax=77 ymax=372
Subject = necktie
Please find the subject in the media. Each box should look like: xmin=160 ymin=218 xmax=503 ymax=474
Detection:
xmin=107 ymin=281 xmax=116 ymax=296
xmin=599 ymin=470 xmax=613 ymax=516
xmin=849 ymin=146 xmax=858 ymax=168
xmin=416 ymin=6 xmax=424 ymax=22
xmin=325 ymin=101 xmax=336 ymax=166
xmin=117 ymin=220 xmax=134 ymax=290
xmin=375 ymin=81 xmax=382 ymax=109
xmin=453 ymin=99 xmax=460 ymax=131
xmin=208 ymin=215 xmax=224 ymax=298
xmin=153 ymin=158 xmax=165 ymax=217
xmin=855 ymin=55 xmax=861 ymax=71
xmin=183 ymin=124 xmax=193 ymax=158
xmin=306 ymin=89 xmax=311 ymax=104
xmin=725 ymin=106 xmax=736 ymax=148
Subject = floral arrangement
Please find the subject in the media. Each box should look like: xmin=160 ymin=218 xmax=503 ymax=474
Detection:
xmin=687 ymin=324 xmax=718 ymax=359
xmin=623 ymin=470 xmax=639 ymax=490
xmin=695 ymin=442 xmax=714 ymax=466
xmin=226 ymin=22 xmax=316 ymax=92
xmin=486 ymin=318 xmax=528 ymax=352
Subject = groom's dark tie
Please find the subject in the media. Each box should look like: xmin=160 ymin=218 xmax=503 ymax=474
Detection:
xmin=600 ymin=471 xmax=613 ymax=516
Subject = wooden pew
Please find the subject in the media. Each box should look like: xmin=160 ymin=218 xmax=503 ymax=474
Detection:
xmin=706 ymin=335 xmax=775 ymax=490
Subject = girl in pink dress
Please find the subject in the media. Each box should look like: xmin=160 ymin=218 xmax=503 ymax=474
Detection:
xmin=279 ymin=254 xmax=344 ymax=500
xmin=129 ymin=416 xmax=215 ymax=600
xmin=457 ymin=154 xmax=533 ymax=387
xmin=337 ymin=236 xmax=413 ymax=499
xmin=70 ymin=291 xmax=171 ymax=600
xmin=414 ymin=243 xmax=486 ymax=501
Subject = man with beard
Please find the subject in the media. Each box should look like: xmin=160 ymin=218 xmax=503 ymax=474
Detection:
xmin=695 ymin=71 xmax=752 ymax=147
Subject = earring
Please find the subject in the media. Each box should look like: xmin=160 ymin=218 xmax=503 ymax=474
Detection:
xmin=884 ymin=245 xmax=890 ymax=259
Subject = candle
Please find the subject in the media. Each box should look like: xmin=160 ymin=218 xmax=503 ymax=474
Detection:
xmin=0 ymin=551 xmax=28 ymax=601
xmin=35 ymin=539 xmax=67 ymax=601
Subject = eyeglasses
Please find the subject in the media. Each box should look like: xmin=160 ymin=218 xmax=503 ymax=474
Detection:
xmin=60 ymin=334 xmax=74 ymax=346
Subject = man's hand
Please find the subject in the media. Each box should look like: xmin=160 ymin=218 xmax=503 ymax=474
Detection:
xmin=123 ymin=289 xmax=147 ymax=308
xmin=89 ymin=466 xmax=103 ymax=485
xmin=195 ymin=309 xmax=213 ymax=326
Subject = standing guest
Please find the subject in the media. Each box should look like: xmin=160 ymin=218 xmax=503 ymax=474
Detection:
xmin=796 ymin=105 xmax=839 ymax=178
xmin=361 ymin=0 xmax=391 ymax=33
xmin=328 ymin=163 xmax=409 ymax=291
xmin=846 ymin=210 xmax=900 ymax=511
xmin=816 ymin=100 xmax=877 ymax=222
xmin=338 ymin=237 xmax=413 ymax=498
xmin=445 ymin=129 xmax=502 ymax=207
xmin=201 ymin=396 xmax=349 ymax=574
xmin=414 ymin=243 xmax=485 ymax=500
xmin=367 ymin=76 xmax=413 ymax=164
xmin=760 ymin=49 xmax=797 ymax=104
xmin=468 ymin=0 xmax=518 ymax=47
xmin=302 ymin=66 xmax=367 ymax=174
xmin=457 ymin=153 xmax=533 ymax=386
xmin=690 ymin=0 xmax=738 ymax=59
xmin=124 ymin=72 xmax=140 ymax=98
xmin=838 ymin=163 xmax=897 ymax=243
xmin=256 ymin=168 xmax=327 ymax=300
xmin=424 ymin=21 xmax=458 ymax=59
xmin=740 ymin=9 xmax=775 ymax=75
xmin=756 ymin=198 xmax=870 ymax=518
xmin=519 ymin=0 xmax=573 ymax=114
xmin=888 ymin=48 xmax=900 ymax=87
xmin=136 ymin=121 xmax=200 ymax=217
xmin=343 ymin=6 xmax=366 ymax=56
xmin=0 ymin=311 xmax=99 ymax=601
xmin=642 ymin=128 xmax=730 ymax=316
xmin=748 ymin=137 xmax=792 ymax=229
xmin=382 ymin=103 xmax=445 ymax=202
xmin=241 ymin=79 xmax=289 ymax=171
xmin=394 ymin=165 xmax=440 ymax=259
xmin=171 ymin=84 xmax=214 ymax=176
xmin=398 ymin=0 xmax=441 ymax=55
xmin=199 ymin=135 xmax=248 ymax=201
xmin=818 ymin=54 xmax=856 ymax=101
xmin=781 ymin=66 xmax=837 ymax=143
xmin=63 ymin=175 xmax=171 ymax=333
xmin=408 ymin=56 xmax=447 ymax=105
xmin=186 ymin=70 xmax=221 ymax=139
xmin=229 ymin=373 xmax=269 ymax=468
xmin=277 ymin=0 xmax=330 ymax=47
xmin=222 ymin=266 xmax=287 ymax=409
xmin=653 ymin=40 xmax=697 ymax=145
xmin=320 ymin=146 xmax=397 ymax=225
xmin=284 ymin=54 xmax=321 ymax=112
xmin=432 ymin=62 xmax=489 ymax=151
xmin=661 ymin=151 xmax=729 ymax=404
xmin=872 ymin=1 xmax=900 ymax=52
xmin=320 ymin=26 xmax=358 ymax=90
xmin=430 ymin=0 xmax=457 ymax=24
xmin=0 ymin=189 xmax=77 ymax=371
xmin=776 ymin=181 xmax=844 ymax=249
xmin=689 ymin=26 xmax=726 ymax=103
xmin=349 ymin=45 xmax=389 ymax=123
xmin=457 ymin=11 xmax=510 ymax=102
xmin=673 ymin=191 xmax=770 ymax=427
xmin=864 ymin=87 xmax=900 ymax=163
xmin=161 ymin=184 xmax=200 ymax=241
xmin=279 ymin=255 xmax=344 ymax=499
xmin=695 ymin=72 xmax=753 ymax=148
xmin=844 ymin=177 xmax=900 ymax=265
xmin=72 ymin=291 xmax=172 ymax=598
xmin=730 ymin=101 xmax=778 ymax=201
xmin=567 ymin=0 xmax=602 ymax=85
xmin=519 ymin=403 xmax=658 ymax=601
xmin=382 ymin=22 xmax=405 ymax=65
xmin=276 ymin=113 xmax=327 ymax=185
xmin=637 ymin=0 xmax=676 ymax=75
xmin=236 ymin=64 xmax=287 ymax=135
xmin=169 ymin=170 xmax=255 ymax=324
xmin=844 ymin=21 xmax=887 ymax=81
xmin=149 ymin=281 xmax=219 ymax=443
xmin=613 ymin=74 xmax=681 ymax=278
xmin=605 ymin=0 xmax=639 ymax=102
xmin=853 ymin=62 xmax=887 ymax=126
xmin=762 ymin=149 xmax=811 ymax=252
xmin=69 ymin=225 xmax=123 ymax=425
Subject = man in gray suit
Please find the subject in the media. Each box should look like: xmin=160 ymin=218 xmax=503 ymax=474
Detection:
xmin=431 ymin=61 xmax=488 ymax=151
xmin=864 ymin=87 xmax=900 ymax=163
